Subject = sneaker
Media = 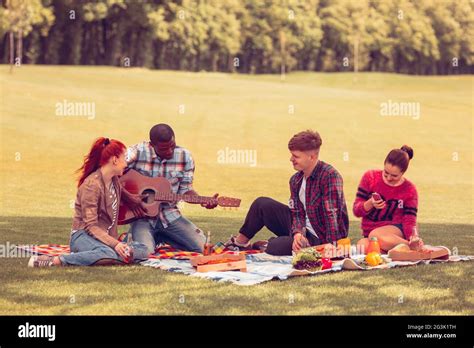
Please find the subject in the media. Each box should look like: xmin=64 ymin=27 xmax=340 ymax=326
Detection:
xmin=223 ymin=236 xmax=268 ymax=252
xmin=223 ymin=235 xmax=252 ymax=252
xmin=28 ymin=255 xmax=54 ymax=268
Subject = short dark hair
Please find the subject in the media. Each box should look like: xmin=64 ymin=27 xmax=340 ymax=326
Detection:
xmin=288 ymin=130 xmax=322 ymax=152
xmin=150 ymin=124 xmax=174 ymax=144
xmin=385 ymin=145 xmax=414 ymax=172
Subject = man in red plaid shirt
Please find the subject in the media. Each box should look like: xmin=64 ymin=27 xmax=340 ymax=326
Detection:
xmin=225 ymin=130 xmax=349 ymax=255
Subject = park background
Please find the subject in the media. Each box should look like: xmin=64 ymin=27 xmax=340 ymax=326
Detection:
xmin=0 ymin=0 xmax=472 ymax=315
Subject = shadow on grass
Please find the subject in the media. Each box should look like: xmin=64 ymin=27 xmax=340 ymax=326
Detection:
xmin=0 ymin=215 xmax=473 ymax=315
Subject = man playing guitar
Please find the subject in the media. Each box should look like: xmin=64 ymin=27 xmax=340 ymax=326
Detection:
xmin=126 ymin=123 xmax=218 ymax=253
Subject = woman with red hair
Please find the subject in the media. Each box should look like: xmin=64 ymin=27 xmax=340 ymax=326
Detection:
xmin=29 ymin=137 xmax=149 ymax=267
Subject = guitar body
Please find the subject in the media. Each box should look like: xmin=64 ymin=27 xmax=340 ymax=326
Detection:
xmin=118 ymin=169 xmax=241 ymax=225
xmin=118 ymin=169 xmax=171 ymax=225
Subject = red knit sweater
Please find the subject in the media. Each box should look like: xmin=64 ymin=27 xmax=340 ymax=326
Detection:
xmin=353 ymin=170 xmax=418 ymax=240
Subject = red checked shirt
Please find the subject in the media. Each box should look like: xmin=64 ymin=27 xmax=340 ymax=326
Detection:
xmin=352 ymin=170 xmax=418 ymax=240
xmin=289 ymin=160 xmax=349 ymax=244
xmin=126 ymin=141 xmax=195 ymax=228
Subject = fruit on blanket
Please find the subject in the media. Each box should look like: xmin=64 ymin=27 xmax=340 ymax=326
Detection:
xmin=365 ymin=252 xmax=383 ymax=266
xmin=321 ymin=258 xmax=332 ymax=270
xmin=315 ymin=245 xmax=325 ymax=253
xmin=292 ymin=247 xmax=323 ymax=271
xmin=367 ymin=237 xmax=381 ymax=254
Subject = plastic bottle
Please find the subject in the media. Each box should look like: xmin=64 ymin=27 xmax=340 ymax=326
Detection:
xmin=367 ymin=236 xmax=381 ymax=254
xmin=204 ymin=231 xmax=212 ymax=256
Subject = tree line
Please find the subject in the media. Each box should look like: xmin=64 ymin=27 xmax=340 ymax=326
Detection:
xmin=0 ymin=0 xmax=472 ymax=74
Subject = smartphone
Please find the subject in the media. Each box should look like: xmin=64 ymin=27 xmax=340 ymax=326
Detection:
xmin=372 ymin=192 xmax=382 ymax=201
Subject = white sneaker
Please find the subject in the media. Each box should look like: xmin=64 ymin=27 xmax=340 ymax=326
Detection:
xmin=28 ymin=255 xmax=54 ymax=267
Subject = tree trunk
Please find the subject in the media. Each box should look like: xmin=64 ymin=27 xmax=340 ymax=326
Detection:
xmin=211 ymin=54 xmax=218 ymax=72
xmin=354 ymin=34 xmax=359 ymax=74
xmin=9 ymin=31 xmax=14 ymax=73
xmin=17 ymin=30 xmax=23 ymax=66
xmin=280 ymin=30 xmax=286 ymax=78
xmin=227 ymin=54 xmax=234 ymax=73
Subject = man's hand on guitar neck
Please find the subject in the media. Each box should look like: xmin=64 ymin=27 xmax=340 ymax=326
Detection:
xmin=185 ymin=190 xmax=219 ymax=209
xmin=203 ymin=193 xmax=219 ymax=209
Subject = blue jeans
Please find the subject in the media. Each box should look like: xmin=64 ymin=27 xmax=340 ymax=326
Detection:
xmin=59 ymin=229 xmax=149 ymax=266
xmin=130 ymin=216 xmax=206 ymax=254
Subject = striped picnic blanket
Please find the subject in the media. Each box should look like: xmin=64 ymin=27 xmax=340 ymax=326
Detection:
xmin=16 ymin=244 xmax=70 ymax=256
xmin=149 ymin=244 xmax=261 ymax=259
xmin=15 ymin=243 xmax=262 ymax=260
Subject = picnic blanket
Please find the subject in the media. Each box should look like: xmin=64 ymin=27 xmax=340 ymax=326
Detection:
xmin=147 ymin=243 xmax=262 ymax=259
xmin=16 ymin=243 xmax=474 ymax=286
xmin=141 ymin=252 xmax=474 ymax=286
xmin=15 ymin=243 xmax=261 ymax=259
xmin=16 ymin=244 xmax=70 ymax=256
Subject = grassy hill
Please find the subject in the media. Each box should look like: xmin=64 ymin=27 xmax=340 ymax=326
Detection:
xmin=0 ymin=66 xmax=472 ymax=315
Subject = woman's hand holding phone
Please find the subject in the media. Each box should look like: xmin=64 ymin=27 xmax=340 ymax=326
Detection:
xmin=371 ymin=192 xmax=386 ymax=210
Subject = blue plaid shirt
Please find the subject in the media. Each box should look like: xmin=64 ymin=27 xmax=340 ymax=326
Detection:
xmin=125 ymin=141 xmax=195 ymax=227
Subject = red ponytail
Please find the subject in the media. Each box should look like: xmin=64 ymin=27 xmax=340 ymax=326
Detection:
xmin=76 ymin=137 xmax=126 ymax=187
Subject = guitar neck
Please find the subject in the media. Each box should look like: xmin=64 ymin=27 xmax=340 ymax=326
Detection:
xmin=154 ymin=192 xmax=214 ymax=205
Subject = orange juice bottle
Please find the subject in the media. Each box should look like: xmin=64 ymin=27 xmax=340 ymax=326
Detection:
xmin=337 ymin=237 xmax=351 ymax=248
xmin=337 ymin=237 xmax=351 ymax=257
xmin=367 ymin=237 xmax=381 ymax=254
xmin=203 ymin=231 xmax=212 ymax=256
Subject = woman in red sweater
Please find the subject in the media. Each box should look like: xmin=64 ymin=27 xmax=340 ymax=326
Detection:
xmin=353 ymin=145 xmax=424 ymax=253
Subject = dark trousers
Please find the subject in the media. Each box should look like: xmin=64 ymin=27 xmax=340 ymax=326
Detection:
xmin=239 ymin=197 xmax=321 ymax=255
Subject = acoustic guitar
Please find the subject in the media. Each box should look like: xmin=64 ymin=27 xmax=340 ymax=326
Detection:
xmin=118 ymin=169 xmax=241 ymax=225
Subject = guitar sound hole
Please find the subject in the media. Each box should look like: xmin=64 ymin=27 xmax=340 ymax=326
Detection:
xmin=141 ymin=189 xmax=156 ymax=204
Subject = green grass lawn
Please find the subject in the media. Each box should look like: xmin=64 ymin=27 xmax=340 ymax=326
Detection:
xmin=0 ymin=65 xmax=472 ymax=315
